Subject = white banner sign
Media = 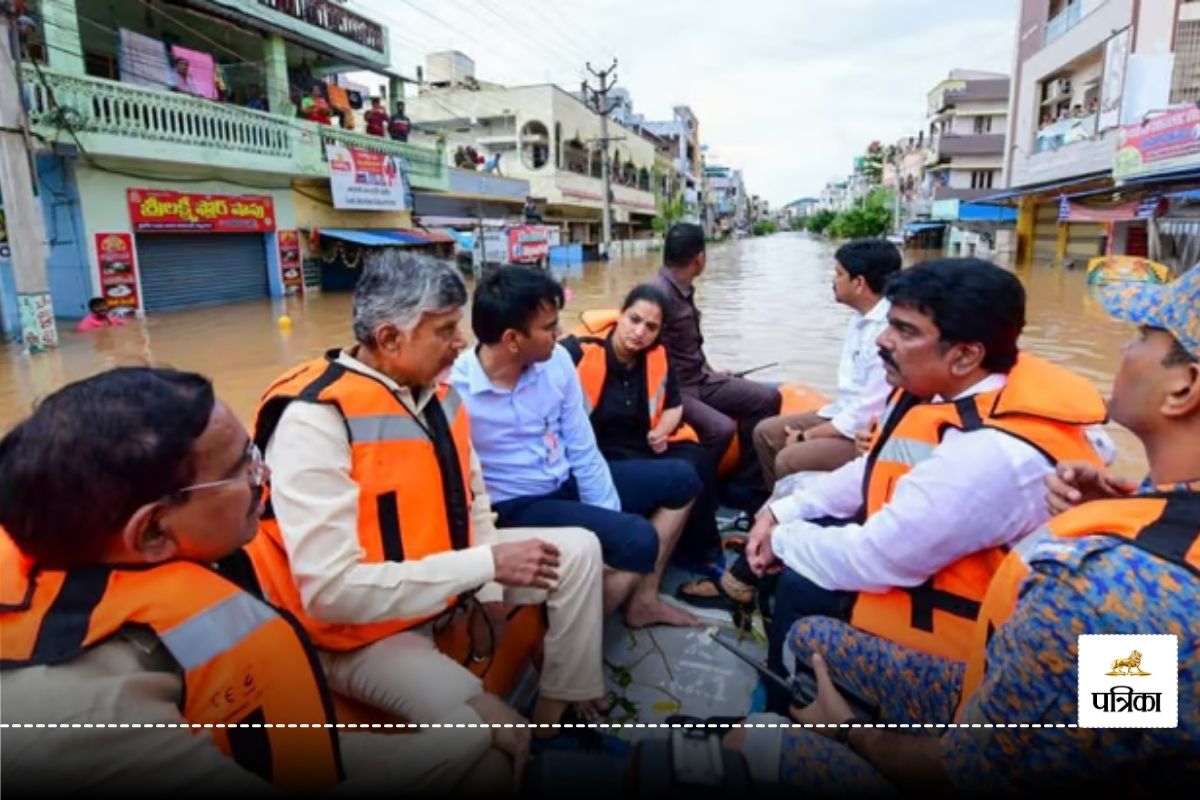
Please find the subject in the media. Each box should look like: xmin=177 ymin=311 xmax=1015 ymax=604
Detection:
xmin=327 ymin=142 xmax=410 ymax=211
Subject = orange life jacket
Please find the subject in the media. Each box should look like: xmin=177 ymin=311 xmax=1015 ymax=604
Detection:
xmin=565 ymin=313 xmax=698 ymax=443
xmin=955 ymin=491 xmax=1200 ymax=719
xmin=848 ymin=353 xmax=1109 ymax=660
xmin=0 ymin=532 xmax=343 ymax=792
xmin=248 ymin=351 xmax=476 ymax=652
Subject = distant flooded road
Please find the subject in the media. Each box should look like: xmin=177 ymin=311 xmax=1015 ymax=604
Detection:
xmin=0 ymin=232 xmax=1145 ymax=475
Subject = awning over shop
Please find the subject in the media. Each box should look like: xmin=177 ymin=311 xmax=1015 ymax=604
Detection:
xmin=318 ymin=228 xmax=456 ymax=246
xmin=904 ymin=221 xmax=947 ymax=233
xmin=958 ymin=203 xmax=1017 ymax=222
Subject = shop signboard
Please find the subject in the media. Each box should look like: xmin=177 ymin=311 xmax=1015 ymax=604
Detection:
xmin=327 ymin=143 xmax=410 ymax=211
xmin=277 ymin=229 xmax=304 ymax=294
xmin=93 ymin=232 xmax=140 ymax=316
xmin=127 ymin=189 xmax=276 ymax=233
xmin=507 ymin=225 xmax=552 ymax=264
xmin=1114 ymin=105 xmax=1200 ymax=181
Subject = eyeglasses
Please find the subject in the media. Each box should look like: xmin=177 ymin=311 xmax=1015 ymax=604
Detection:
xmin=168 ymin=442 xmax=267 ymax=501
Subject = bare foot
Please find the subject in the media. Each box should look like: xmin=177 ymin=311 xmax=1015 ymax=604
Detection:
xmin=625 ymin=596 xmax=702 ymax=629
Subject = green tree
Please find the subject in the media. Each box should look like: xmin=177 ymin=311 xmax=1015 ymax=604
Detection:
xmin=805 ymin=209 xmax=837 ymax=234
xmin=859 ymin=141 xmax=885 ymax=186
xmin=652 ymin=193 xmax=686 ymax=234
xmin=828 ymin=189 xmax=893 ymax=239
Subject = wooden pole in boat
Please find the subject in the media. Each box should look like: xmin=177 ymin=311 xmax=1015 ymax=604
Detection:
xmin=0 ymin=7 xmax=57 ymax=351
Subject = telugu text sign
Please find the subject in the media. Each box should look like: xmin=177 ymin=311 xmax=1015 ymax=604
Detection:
xmin=127 ymin=189 xmax=276 ymax=233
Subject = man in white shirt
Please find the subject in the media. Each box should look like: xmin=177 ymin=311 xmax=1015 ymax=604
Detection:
xmin=744 ymin=259 xmax=1111 ymax=710
xmin=250 ymin=252 xmax=609 ymax=769
xmin=753 ymin=238 xmax=900 ymax=486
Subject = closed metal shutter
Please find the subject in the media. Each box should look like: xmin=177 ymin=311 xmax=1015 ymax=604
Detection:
xmin=1031 ymin=202 xmax=1059 ymax=265
xmin=1066 ymin=222 xmax=1105 ymax=262
xmin=137 ymin=234 xmax=269 ymax=312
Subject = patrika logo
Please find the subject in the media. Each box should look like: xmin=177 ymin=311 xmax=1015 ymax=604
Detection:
xmin=1078 ymin=635 xmax=1177 ymax=728
xmin=1105 ymin=649 xmax=1150 ymax=676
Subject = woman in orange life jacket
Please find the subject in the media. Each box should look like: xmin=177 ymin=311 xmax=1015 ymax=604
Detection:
xmin=0 ymin=367 xmax=507 ymax=795
xmin=560 ymin=284 xmax=707 ymax=628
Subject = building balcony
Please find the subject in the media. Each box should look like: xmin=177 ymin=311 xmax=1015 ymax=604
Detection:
xmin=554 ymin=171 xmax=657 ymax=213
xmin=931 ymin=186 xmax=1001 ymax=202
xmin=1033 ymin=113 xmax=1097 ymax=154
xmin=22 ymin=67 xmax=445 ymax=188
xmin=929 ymin=133 xmax=1006 ymax=161
xmin=252 ymin=0 xmax=385 ymax=54
xmin=1044 ymin=2 xmax=1084 ymax=46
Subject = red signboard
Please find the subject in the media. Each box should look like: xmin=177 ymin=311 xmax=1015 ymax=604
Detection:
xmin=94 ymin=232 xmax=140 ymax=316
xmin=507 ymin=225 xmax=552 ymax=264
xmin=1114 ymin=105 xmax=1200 ymax=180
xmin=127 ymin=189 xmax=276 ymax=233
xmin=278 ymin=229 xmax=304 ymax=295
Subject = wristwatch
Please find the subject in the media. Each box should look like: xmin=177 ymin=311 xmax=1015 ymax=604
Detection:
xmin=834 ymin=716 xmax=860 ymax=749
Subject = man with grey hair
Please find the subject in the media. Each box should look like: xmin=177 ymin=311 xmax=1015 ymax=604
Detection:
xmin=248 ymin=251 xmax=608 ymax=784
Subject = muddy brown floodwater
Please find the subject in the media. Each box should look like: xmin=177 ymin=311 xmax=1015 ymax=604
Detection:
xmin=0 ymin=232 xmax=1146 ymax=476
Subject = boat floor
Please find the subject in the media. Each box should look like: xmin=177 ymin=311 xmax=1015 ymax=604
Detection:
xmin=517 ymin=519 xmax=770 ymax=745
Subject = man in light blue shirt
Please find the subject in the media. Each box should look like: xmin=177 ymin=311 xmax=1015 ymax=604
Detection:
xmin=450 ymin=267 xmax=661 ymax=616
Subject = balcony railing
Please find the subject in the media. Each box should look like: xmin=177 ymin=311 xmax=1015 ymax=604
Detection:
xmin=1034 ymin=113 xmax=1098 ymax=153
xmin=1045 ymin=2 xmax=1083 ymax=46
xmin=24 ymin=69 xmax=295 ymax=159
xmin=255 ymin=0 xmax=385 ymax=53
xmin=22 ymin=67 xmax=445 ymax=186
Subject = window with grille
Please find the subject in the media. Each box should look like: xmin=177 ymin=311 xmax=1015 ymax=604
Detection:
xmin=970 ymin=170 xmax=995 ymax=189
xmin=973 ymin=115 xmax=993 ymax=133
xmin=1171 ymin=19 xmax=1200 ymax=104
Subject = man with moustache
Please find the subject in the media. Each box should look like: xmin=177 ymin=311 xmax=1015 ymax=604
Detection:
xmin=744 ymin=259 xmax=1113 ymax=707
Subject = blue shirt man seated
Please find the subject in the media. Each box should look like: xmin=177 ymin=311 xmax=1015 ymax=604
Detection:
xmin=451 ymin=266 xmax=698 ymax=629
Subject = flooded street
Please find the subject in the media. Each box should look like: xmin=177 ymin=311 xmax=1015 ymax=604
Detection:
xmin=0 ymin=233 xmax=1145 ymax=475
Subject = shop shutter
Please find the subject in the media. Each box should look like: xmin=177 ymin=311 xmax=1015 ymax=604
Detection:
xmin=1066 ymin=222 xmax=1105 ymax=261
xmin=1031 ymin=202 xmax=1059 ymax=265
xmin=137 ymin=234 xmax=269 ymax=312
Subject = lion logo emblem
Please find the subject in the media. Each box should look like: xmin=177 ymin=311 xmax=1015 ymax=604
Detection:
xmin=1106 ymin=649 xmax=1151 ymax=676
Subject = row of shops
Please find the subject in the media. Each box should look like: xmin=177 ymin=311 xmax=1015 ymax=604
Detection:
xmin=1001 ymin=104 xmax=1200 ymax=274
xmin=0 ymin=150 xmax=573 ymax=330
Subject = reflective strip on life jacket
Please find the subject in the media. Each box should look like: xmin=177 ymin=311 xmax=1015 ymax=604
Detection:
xmin=248 ymin=354 xmax=476 ymax=652
xmin=849 ymin=354 xmax=1108 ymax=660
xmin=0 ymin=532 xmax=344 ymax=791
xmin=159 ymin=592 xmax=278 ymax=670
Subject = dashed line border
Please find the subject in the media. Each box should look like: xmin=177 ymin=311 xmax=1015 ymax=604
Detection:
xmin=0 ymin=722 xmax=1078 ymax=729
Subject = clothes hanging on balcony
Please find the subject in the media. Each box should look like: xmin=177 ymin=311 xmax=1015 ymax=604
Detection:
xmin=169 ymin=45 xmax=218 ymax=100
xmin=117 ymin=28 xmax=172 ymax=91
xmin=326 ymin=84 xmax=351 ymax=112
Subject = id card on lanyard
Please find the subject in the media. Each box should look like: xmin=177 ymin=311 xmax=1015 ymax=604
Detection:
xmin=543 ymin=416 xmax=562 ymax=465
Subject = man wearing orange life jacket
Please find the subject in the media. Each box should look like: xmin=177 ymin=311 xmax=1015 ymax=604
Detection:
xmin=746 ymin=259 xmax=1112 ymax=707
xmin=0 ymin=368 xmax=507 ymax=795
xmin=248 ymin=252 xmax=608 ymax=754
xmin=727 ymin=263 xmax=1200 ymax=794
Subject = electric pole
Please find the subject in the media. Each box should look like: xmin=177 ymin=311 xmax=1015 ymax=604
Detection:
xmin=582 ymin=59 xmax=617 ymax=259
xmin=0 ymin=7 xmax=57 ymax=352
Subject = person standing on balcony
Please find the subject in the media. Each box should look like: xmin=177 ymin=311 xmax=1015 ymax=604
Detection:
xmin=365 ymin=97 xmax=389 ymax=137
xmin=244 ymin=84 xmax=268 ymax=112
xmin=389 ymin=101 xmax=411 ymax=142
xmin=301 ymin=84 xmax=333 ymax=126
xmin=169 ymin=58 xmax=198 ymax=96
